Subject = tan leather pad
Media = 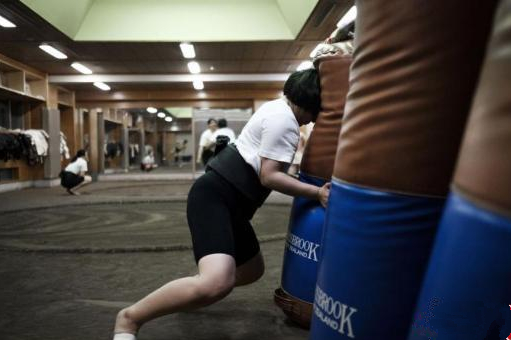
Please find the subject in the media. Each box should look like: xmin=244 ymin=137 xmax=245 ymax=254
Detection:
xmin=333 ymin=0 xmax=498 ymax=196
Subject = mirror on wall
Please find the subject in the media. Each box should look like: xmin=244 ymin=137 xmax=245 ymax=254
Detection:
xmin=192 ymin=107 xmax=252 ymax=174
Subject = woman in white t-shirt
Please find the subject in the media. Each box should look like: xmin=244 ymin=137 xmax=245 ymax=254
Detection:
xmin=60 ymin=149 xmax=92 ymax=195
xmin=210 ymin=118 xmax=236 ymax=144
xmin=113 ymin=68 xmax=330 ymax=340
xmin=196 ymin=118 xmax=218 ymax=166
xmin=141 ymin=150 xmax=157 ymax=172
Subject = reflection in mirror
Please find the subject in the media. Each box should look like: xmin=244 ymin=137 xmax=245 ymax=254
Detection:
xmin=118 ymin=107 xmax=193 ymax=175
xmin=192 ymin=107 xmax=252 ymax=175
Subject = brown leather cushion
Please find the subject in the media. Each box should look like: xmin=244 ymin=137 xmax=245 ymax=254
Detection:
xmin=333 ymin=0 xmax=498 ymax=196
xmin=454 ymin=1 xmax=511 ymax=214
xmin=300 ymin=54 xmax=351 ymax=180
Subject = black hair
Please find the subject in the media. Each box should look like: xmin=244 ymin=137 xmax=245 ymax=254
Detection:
xmin=71 ymin=149 xmax=86 ymax=163
xmin=283 ymin=68 xmax=321 ymax=118
xmin=207 ymin=118 xmax=217 ymax=125
xmin=332 ymin=21 xmax=355 ymax=43
xmin=218 ymin=118 xmax=227 ymax=128
xmin=183 ymin=139 xmax=188 ymax=144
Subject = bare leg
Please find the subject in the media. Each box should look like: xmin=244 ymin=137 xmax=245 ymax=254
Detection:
xmin=69 ymin=175 xmax=92 ymax=194
xmin=114 ymin=253 xmax=236 ymax=336
xmin=235 ymin=252 xmax=265 ymax=287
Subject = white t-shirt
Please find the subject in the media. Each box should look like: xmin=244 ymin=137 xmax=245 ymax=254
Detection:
xmin=199 ymin=129 xmax=215 ymax=147
xmin=142 ymin=154 xmax=154 ymax=165
xmin=65 ymin=157 xmax=88 ymax=175
xmin=235 ymin=98 xmax=299 ymax=175
xmin=211 ymin=127 xmax=236 ymax=143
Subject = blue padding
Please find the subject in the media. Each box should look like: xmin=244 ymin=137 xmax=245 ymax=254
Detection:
xmin=408 ymin=191 xmax=511 ymax=340
xmin=281 ymin=172 xmax=327 ymax=302
xmin=310 ymin=180 xmax=445 ymax=340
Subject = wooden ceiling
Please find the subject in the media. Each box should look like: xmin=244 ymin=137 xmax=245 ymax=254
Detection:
xmin=0 ymin=0 xmax=353 ymax=92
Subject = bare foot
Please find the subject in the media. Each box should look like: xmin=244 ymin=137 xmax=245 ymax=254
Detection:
xmin=114 ymin=308 xmax=139 ymax=336
xmin=67 ymin=189 xmax=80 ymax=196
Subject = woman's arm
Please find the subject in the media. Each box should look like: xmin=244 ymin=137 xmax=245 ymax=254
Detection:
xmin=196 ymin=146 xmax=204 ymax=163
xmin=260 ymin=157 xmax=330 ymax=207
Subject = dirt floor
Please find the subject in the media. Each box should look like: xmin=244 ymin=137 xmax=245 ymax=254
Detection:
xmin=0 ymin=181 xmax=308 ymax=340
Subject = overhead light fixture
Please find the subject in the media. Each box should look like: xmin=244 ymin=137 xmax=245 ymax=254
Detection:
xmin=147 ymin=107 xmax=158 ymax=114
xmin=297 ymin=61 xmax=313 ymax=71
xmin=157 ymin=112 xmax=166 ymax=118
xmin=39 ymin=44 xmax=67 ymax=59
xmin=209 ymin=66 xmax=215 ymax=71
xmin=193 ymin=79 xmax=204 ymax=90
xmin=71 ymin=62 xmax=93 ymax=75
xmin=93 ymin=82 xmax=110 ymax=91
xmin=0 ymin=15 xmax=16 ymax=28
xmin=180 ymin=43 xmax=196 ymax=59
xmin=187 ymin=61 xmax=201 ymax=74
xmin=336 ymin=6 xmax=357 ymax=29
xmin=309 ymin=43 xmax=326 ymax=58
xmin=164 ymin=116 xmax=173 ymax=122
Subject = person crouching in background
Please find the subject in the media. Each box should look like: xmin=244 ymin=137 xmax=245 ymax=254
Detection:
xmin=60 ymin=149 xmax=92 ymax=195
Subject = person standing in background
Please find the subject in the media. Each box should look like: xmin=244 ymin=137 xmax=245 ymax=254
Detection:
xmin=211 ymin=118 xmax=236 ymax=144
xmin=196 ymin=118 xmax=217 ymax=166
xmin=174 ymin=139 xmax=188 ymax=167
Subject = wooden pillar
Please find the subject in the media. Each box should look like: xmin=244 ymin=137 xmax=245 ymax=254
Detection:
xmin=88 ymin=108 xmax=99 ymax=177
xmin=42 ymin=107 xmax=61 ymax=179
xmin=77 ymin=108 xmax=84 ymax=150
xmin=97 ymin=109 xmax=105 ymax=174
xmin=139 ymin=128 xmax=145 ymax=165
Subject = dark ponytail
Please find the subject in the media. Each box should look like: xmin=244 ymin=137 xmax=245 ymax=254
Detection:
xmin=71 ymin=149 xmax=86 ymax=163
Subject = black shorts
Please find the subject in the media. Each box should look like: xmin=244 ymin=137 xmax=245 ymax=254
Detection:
xmin=60 ymin=171 xmax=84 ymax=189
xmin=187 ymin=170 xmax=260 ymax=266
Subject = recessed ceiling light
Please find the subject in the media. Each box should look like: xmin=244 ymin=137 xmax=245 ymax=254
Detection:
xmin=157 ymin=112 xmax=166 ymax=118
xmin=209 ymin=66 xmax=215 ymax=71
xmin=297 ymin=61 xmax=313 ymax=71
xmin=93 ymin=82 xmax=110 ymax=91
xmin=193 ymin=79 xmax=204 ymax=90
xmin=165 ymin=116 xmax=173 ymax=122
xmin=187 ymin=61 xmax=201 ymax=74
xmin=337 ymin=6 xmax=357 ymax=29
xmin=147 ymin=107 xmax=158 ymax=114
xmin=39 ymin=44 xmax=67 ymax=59
xmin=0 ymin=15 xmax=16 ymax=28
xmin=180 ymin=43 xmax=196 ymax=59
xmin=71 ymin=62 xmax=93 ymax=75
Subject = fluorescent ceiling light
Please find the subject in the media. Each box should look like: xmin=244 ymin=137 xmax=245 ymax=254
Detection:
xmin=165 ymin=116 xmax=173 ymax=122
xmin=309 ymin=43 xmax=326 ymax=58
xmin=180 ymin=43 xmax=196 ymax=59
xmin=39 ymin=44 xmax=67 ymax=59
xmin=147 ymin=107 xmax=158 ymax=114
xmin=0 ymin=15 xmax=16 ymax=28
xmin=297 ymin=61 xmax=313 ymax=71
xmin=93 ymin=82 xmax=110 ymax=91
xmin=71 ymin=62 xmax=93 ymax=75
xmin=193 ymin=79 xmax=204 ymax=90
xmin=337 ymin=6 xmax=357 ymax=29
xmin=187 ymin=61 xmax=201 ymax=74
xmin=157 ymin=112 xmax=166 ymax=118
